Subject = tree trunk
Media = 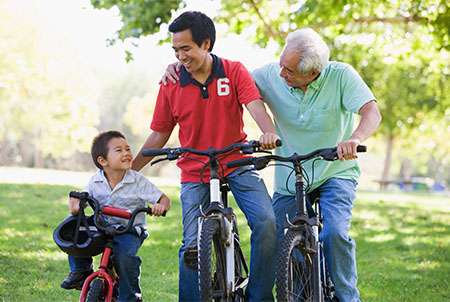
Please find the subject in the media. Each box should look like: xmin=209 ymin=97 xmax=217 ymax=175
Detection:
xmin=33 ymin=148 xmax=44 ymax=168
xmin=380 ymin=133 xmax=394 ymax=191
xmin=18 ymin=138 xmax=34 ymax=167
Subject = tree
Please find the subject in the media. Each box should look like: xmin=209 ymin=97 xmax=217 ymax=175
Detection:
xmin=90 ymin=0 xmax=183 ymax=59
xmin=0 ymin=0 xmax=99 ymax=167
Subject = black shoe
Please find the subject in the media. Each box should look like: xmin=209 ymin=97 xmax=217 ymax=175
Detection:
xmin=60 ymin=270 xmax=93 ymax=290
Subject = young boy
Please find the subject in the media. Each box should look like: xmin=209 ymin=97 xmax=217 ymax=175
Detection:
xmin=61 ymin=130 xmax=170 ymax=302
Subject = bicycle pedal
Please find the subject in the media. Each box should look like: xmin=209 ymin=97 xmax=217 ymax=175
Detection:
xmin=183 ymin=246 xmax=198 ymax=269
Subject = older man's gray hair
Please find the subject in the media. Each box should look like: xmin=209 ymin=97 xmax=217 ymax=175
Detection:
xmin=285 ymin=28 xmax=330 ymax=74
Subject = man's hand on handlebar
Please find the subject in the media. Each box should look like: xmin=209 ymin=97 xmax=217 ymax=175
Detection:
xmin=337 ymin=138 xmax=361 ymax=160
xmin=259 ymin=133 xmax=281 ymax=150
xmin=152 ymin=194 xmax=171 ymax=216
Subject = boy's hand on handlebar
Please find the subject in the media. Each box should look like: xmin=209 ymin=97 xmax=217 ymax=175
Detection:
xmin=68 ymin=197 xmax=80 ymax=215
xmin=259 ymin=133 xmax=281 ymax=150
xmin=337 ymin=138 xmax=361 ymax=160
xmin=152 ymin=195 xmax=171 ymax=216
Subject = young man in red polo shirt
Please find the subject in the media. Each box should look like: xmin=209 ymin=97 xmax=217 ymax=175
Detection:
xmin=132 ymin=11 xmax=278 ymax=301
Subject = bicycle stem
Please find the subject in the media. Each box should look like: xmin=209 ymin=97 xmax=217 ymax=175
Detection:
xmin=209 ymin=158 xmax=222 ymax=206
xmin=294 ymin=162 xmax=307 ymax=217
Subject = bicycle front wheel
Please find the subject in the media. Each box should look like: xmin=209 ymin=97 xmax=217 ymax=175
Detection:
xmin=276 ymin=229 xmax=316 ymax=302
xmin=199 ymin=218 xmax=228 ymax=301
xmin=85 ymin=278 xmax=105 ymax=302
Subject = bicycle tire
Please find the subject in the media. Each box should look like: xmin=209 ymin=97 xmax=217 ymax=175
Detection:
xmin=276 ymin=229 xmax=316 ymax=302
xmin=85 ymin=278 xmax=105 ymax=302
xmin=199 ymin=218 xmax=228 ymax=301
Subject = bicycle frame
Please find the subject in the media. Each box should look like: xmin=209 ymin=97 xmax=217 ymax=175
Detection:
xmin=290 ymin=161 xmax=323 ymax=302
xmin=227 ymin=145 xmax=366 ymax=302
xmin=142 ymin=141 xmax=269 ymax=300
xmin=80 ymin=244 xmax=116 ymax=302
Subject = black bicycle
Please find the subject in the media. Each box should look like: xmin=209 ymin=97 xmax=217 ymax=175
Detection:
xmin=228 ymin=145 xmax=366 ymax=302
xmin=142 ymin=140 xmax=279 ymax=301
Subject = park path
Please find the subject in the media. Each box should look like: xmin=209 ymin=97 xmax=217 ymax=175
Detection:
xmin=0 ymin=166 xmax=180 ymax=188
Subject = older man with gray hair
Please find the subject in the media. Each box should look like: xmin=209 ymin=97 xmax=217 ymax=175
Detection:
xmin=252 ymin=28 xmax=381 ymax=301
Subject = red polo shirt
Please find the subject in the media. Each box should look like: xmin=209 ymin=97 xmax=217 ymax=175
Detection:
xmin=150 ymin=54 xmax=261 ymax=182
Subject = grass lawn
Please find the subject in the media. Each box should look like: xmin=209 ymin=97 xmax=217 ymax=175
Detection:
xmin=0 ymin=183 xmax=449 ymax=301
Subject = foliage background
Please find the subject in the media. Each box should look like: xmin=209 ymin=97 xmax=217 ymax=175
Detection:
xmin=0 ymin=0 xmax=449 ymax=187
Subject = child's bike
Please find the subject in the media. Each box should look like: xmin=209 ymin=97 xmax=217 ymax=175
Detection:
xmin=227 ymin=145 xmax=366 ymax=302
xmin=54 ymin=191 xmax=162 ymax=302
xmin=142 ymin=140 xmax=280 ymax=301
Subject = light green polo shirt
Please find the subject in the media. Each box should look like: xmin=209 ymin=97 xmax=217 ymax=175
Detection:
xmin=252 ymin=61 xmax=375 ymax=195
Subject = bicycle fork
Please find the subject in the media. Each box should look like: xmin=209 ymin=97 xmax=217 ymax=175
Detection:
xmin=79 ymin=245 xmax=116 ymax=302
xmin=312 ymin=229 xmax=323 ymax=302
xmin=198 ymin=177 xmax=236 ymax=297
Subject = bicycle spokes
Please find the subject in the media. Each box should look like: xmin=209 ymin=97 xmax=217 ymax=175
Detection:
xmin=288 ymin=247 xmax=314 ymax=302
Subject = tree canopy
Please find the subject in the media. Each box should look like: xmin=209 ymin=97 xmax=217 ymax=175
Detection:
xmin=0 ymin=1 xmax=98 ymax=166
xmin=1 ymin=0 xmax=448 ymax=183
xmin=88 ymin=0 xmax=449 ymax=182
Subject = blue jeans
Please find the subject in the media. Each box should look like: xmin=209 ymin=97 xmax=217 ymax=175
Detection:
xmin=179 ymin=167 xmax=276 ymax=302
xmin=68 ymin=231 xmax=148 ymax=302
xmin=273 ymin=178 xmax=360 ymax=302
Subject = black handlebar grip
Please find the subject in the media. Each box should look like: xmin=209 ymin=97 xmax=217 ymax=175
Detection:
xmin=142 ymin=149 xmax=168 ymax=157
xmin=356 ymin=145 xmax=367 ymax=153
xmin=69 ymin=191 xmax=88 ymax=199
xmin=227 ymin=157 xmax=254 ymax=168
xmin=250 ymin=139 xmax=282 ymax=147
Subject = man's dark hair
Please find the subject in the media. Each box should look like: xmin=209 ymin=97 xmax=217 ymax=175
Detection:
xmin=91 ymin=130 xmax=126 ymax=170
xmin=169 ymin=11 xmax=216 ymax=51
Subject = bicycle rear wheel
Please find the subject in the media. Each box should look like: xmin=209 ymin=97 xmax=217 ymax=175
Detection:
xmin=199 ymin=218 xmax=228 ymax=301
xmin=276 ymin=229 xmax=316 ymax=302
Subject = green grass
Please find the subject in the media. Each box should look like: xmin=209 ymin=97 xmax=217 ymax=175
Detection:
xmin=0 ymin=184 xmax=449 ymax=301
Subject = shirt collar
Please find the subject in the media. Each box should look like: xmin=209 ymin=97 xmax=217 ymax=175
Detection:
xmin=92 ymin=169 xmax=135 ymax=184
xmin=179 ymin=54 xmax=226 ymax=87
xmin=288 ymin=62 xmax=329 ymax=92
xmin=308 ymin=66 xmax=327 ymax=90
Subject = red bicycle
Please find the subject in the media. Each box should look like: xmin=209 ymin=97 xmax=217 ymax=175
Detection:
xmin=54 ymin=191 xmax=162 ymax=302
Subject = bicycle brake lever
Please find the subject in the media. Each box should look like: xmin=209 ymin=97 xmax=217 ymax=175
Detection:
xmin=320 ymin=149 xmax=338 ymax=161
xmin=253 ymin=158 xmax=271 ymax=170
xmin=151 ymin=157 xmax=167 ymax=166
xmin=241 ymin=146 xmax=255 ymax=154
xmin=258 ymin=150 xmax=272 ymax=154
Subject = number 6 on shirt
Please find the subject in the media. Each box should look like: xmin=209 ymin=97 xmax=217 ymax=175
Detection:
xmin=217 ymin=78 xmax=230 ymax=96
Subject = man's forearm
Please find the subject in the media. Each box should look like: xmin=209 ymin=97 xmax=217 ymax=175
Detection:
xmin=132 ymin=131 xmax=171 ymax=171
xmin=246 ymin=99 xmax=277 ymax=134
xmin=351 ymin=101 xmax=382 ymax=142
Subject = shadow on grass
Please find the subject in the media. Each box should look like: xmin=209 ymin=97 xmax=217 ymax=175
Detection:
xmin=352 ymin=200 xmax=450 ymax=302
xmin=0 ymin=183 xmax=180 ymax=302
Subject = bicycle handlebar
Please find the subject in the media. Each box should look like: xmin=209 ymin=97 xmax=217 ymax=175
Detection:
xmin=69 ymin=191 xmax=164 ymax=235
xmin=227 ymin=145 xmax=367 ymax=170
xmin=142 ymin=139 xmax=282 ymax=165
